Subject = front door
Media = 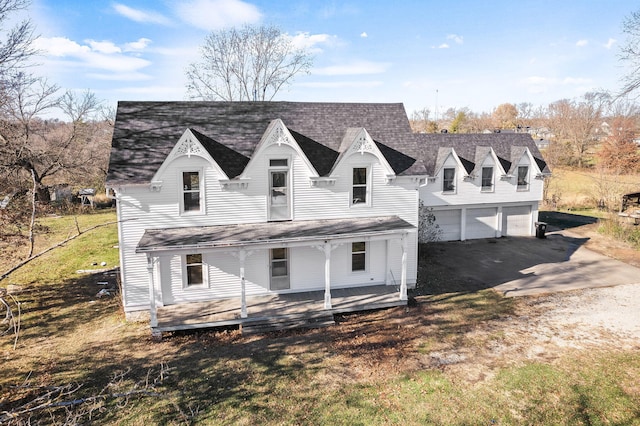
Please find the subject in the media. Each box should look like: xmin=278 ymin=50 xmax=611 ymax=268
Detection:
xmin=270 ymin=248 xmax=290 ymax=290
xmin=269 ymin=170 xmax=290 ymax=220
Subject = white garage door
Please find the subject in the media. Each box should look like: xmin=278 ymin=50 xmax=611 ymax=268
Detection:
xmin=466 ymin=207 xmax=497 ymax=239
xmin=502 ymin=205 xmax=532 ymax=236
xmin=432 ymin=209 xmax=461 ymax=241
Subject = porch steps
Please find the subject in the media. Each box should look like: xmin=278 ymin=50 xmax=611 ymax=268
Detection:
xmin=240 ymin=313 xmax=335 ymax=335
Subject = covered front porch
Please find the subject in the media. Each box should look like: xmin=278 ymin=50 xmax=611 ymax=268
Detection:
xmin=154 ymin=284 xmax=406 ymax=334
xmin=136 ymin=215 xmax=416 ymax=337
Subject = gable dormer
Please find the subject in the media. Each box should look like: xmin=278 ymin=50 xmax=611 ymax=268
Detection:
xmin=241 ymin=119 xmax=320 ymax=180
xmin=331 ymin=128 xmax=396 ymax=180
xmin=149 ymin=128 xmax=242 ymax=193
xmin=432 ymin=147 xmax=473 ymax=193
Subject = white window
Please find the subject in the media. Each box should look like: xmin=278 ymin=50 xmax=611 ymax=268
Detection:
xmin=443 ymin=168 xmax=455 ymax=193
xmin=351 ymin=242 xmax=366 ymax=272
xmin=184 ymin=253 xmax=205 ymax=287
xmin=481 ymin=167 xmax=493 ymax=192
xmin=517 ymin=166 xmax=529 ymax=191
xmin=182 ymin=171 xmax=202 ymax=213
xmin=352 ymin=167 xmax=370 ymax=206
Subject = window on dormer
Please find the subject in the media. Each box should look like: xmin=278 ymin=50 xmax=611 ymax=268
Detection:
xmin=352 ymin=167 xmax=368 ymax=205
xmin=517 ymin=166 xmax=529 ymax=191
xmin=182 ymin=171 xmax=201 ymax=212
xmin=443 ymin=168 xmax=455 ymax=193
xmin=481 ymin=167 xmax=493 ymax=191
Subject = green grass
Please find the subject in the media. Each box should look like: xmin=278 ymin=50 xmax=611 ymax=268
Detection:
xmin=2 ymin=212 xmax=640 ymax=424
xmin=598 ymin=214 xmax=640 ymax=249
xmin=2 ymin=210 xmax=119 ymax=285
xmin=547 ymin=167 xmax=639 ymax=211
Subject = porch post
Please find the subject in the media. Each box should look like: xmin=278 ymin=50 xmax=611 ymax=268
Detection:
xmin=239 ymin=248 xmax=247 ymax=318
xmin=400 ymin=233 xmax=408 ymax=301
xmin=323 ymin=241 xmax=332 ymax=309
xmin=146 ymin=254 xmax=158 ymax=328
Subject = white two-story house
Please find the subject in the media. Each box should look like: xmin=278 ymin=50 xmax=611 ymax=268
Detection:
xmin=106 ymin=101 xmax=549 ymax=335
xmin=106 ymin=102 xmax=425 ymax=334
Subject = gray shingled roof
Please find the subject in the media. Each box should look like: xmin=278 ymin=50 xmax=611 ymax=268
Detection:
xmin=136 ymin=215 xmax=414 ymax=252
xmin=106 ymin=101 xmax=549 ymax=186
xmin=408 ymin=133 xmax=550 ymax=176
xmin=106 ymin=101 xmax=413 ymax=186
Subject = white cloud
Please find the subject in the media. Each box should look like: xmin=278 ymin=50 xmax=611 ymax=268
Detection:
xmin=288 ymin=32 xmax=336 ymax=53
xmin=313 ymin=60 xmax=391 ymax=76
xmin=112 ymin=3 xmax=171 ymax=25
xmin=434 ymin=43 xmax=449 ymax=49
xmin=447 ymin=34 xmax=463 ymax=44
xmin=34 ymin=36 xmax=152 ymax=78
xmin=87 ymin=40 xmax=121 ymax=54
xmin=124 ymin=38 xmax=152 ymax=52
xmin=34 ymin=37 xmax=89 ymax=56
xmin=604 ymin=38 xmax=616 ymax=49
xmin=173 ymin=0 xmax=261 ymax=30
xmin=576 ymin=39 xmax=588 ymax=47
xmin=360 ymin=32 xmax=368 ymax=38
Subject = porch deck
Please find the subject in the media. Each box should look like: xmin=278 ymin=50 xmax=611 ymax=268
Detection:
xmin=155 ymin=285 xmax=406 ymax=333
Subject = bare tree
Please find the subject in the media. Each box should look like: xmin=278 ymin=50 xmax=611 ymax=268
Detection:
xmin=545 ymin=92 xmax=611 ymax=168
xmin=186 ymin=24 xmax=313 ymax=101
xmin=0 ymin=73 xmax=103 ymax=202
xmin=620 ymin=9 xmax=640 ymax=97
xmin=0 ymin=0 xmax=36 ymax=81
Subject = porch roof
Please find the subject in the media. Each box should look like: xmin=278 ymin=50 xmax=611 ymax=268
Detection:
xmin=136 ymin=215 xmax=414 ymax=253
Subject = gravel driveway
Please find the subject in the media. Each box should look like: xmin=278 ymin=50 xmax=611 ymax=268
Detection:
xmin=421 ymin=215 xmax=640 ymax=355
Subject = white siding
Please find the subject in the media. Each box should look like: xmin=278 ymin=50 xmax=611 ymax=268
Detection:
xmin=116 ymin=139 xmax=419 ymax=312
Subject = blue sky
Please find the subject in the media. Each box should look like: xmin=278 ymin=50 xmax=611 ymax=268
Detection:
xmin=26 ymin=0 xmax=636 ymax=116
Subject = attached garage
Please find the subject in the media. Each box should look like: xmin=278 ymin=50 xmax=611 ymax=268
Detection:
xmin=502 ymin=205 xmax=532 ymax=236
xmin=431 ymin=209 xmax=461 ymax=241
xmin=466 ymin=207 xmax=498 ymax=239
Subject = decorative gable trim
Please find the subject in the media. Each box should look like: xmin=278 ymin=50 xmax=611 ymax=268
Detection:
xmin=266 ymin=123 xmax=296 ymax=148
xmin=349 ymin=131 xmax=377 ymax=156
xmin=173 ymin=135 xmax=206 ymax=158
xmin=150 ymin=129 xmax=229 ymax=191
xmin=330 ymin=128 xmax=396 ymax=179
xmin=241 ymin=119 xmax=319 ymax=179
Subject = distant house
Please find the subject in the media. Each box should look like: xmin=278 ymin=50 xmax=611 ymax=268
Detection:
xmin=106 ymin=101 xmax=549 ymax=335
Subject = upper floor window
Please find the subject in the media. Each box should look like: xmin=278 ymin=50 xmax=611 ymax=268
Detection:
xmin=182 ymin=171 xmax=201 ymax=212
xmin=351 ymin=242 xmax=366 ymax=272
xmin=517 ymin=166 xmax=529 ymax=191
xmin=352 ymin=167 xmax=369 ymax=205
xmin=481 ymin=167 xmax=493 ymax=191
xmin=443 ymin=168 xmax=455 ymax=193
xmin=185 ymin=253 xmax=204 ymax=287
